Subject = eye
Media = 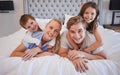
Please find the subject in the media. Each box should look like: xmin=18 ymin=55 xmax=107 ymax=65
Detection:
xmin=50 ymin=26 xmax=53 ymax=30
xmin=30 ymin=22 xmax=33 ymax=25
xmin=85 ymin=12 xmax=89 ymax=14
xmin=55 ymin=30 xmax=59 ymax=33
xmin=78 ymin=29 xmax=83 ymax=33
xmin=69 ymin=30 xmax=75 ymax=34
xmin=91 ymin=13 xmax=95 ymax=15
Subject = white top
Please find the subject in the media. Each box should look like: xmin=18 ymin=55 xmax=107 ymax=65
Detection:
xmin=61 ymin=30 xmax=103 ymax=54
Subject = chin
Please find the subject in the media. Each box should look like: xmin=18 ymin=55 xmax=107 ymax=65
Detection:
xmin=86 ymin=21 xmax=91 ymax=24
xmin=47 ymin=37 xmax=53 ymax=41
xmin=74 ymin=40 xmax=82 ymax=44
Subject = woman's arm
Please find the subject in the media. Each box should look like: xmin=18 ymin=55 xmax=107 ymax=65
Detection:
xmin=10 ymin=43 xmax=26 ymax=57
xmin=84 ymin=29 xmax=103 ymax=52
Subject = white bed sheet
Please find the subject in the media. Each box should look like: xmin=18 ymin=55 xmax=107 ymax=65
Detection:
xmin=0 ymin=55 xmax=120 ymax=75
xmin=0 ymin=25 xmax=120 ymax=75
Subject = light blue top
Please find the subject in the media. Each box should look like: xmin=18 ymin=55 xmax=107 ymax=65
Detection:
xmin=22 ymin=31 xmax=52 ymax=51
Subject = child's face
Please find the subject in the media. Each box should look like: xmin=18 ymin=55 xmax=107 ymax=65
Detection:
xmin=24 ymin=19 xmax=39 ymax=32
xmin=83 ymin=7 xmax=96 ymax=24
xmin=43 ymin=20 xmax=61 ymax=41
xmin=68 ymin=23 xmax=86 ymax=44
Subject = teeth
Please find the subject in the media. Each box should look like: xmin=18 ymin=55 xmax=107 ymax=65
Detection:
xmin=48 ymin=33 xmax=52 ymax=37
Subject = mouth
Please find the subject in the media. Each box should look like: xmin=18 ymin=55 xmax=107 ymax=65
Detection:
xmin=48 ymin=33 xmax=54 ymax=39
xmin=72 ymin=37 xmax=83 ymax=43
xmin=85 ymin=17 xmax=93 ymax=21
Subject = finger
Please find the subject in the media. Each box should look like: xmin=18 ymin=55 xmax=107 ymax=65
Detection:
xmin=76 ymin=61 xmax=82 ymax=72
xmin=24 ymin=55 xmax=33 ymax=61
xmin=83 ymin=60 xmax=88 ymax=70
xmin=73 ymin=61 xmax=78 ymax=71
xmin=84 ymin=59 xmax=88 ymax=63
xmin=69 ymin=52 xmax=76 ymax=60
xmin=71 ymin=55 xmax=80 ymax=61
xmin=23 ymin=54 xmax=32 ymax=61
xmin=80 ymin=61 xmax=86 ymax=72
xmin=79 ymin=59 xmax=88 ymax=72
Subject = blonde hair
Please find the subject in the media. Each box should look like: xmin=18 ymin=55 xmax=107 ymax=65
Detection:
xmin=48 ymin=19 xmax=62 ymax=53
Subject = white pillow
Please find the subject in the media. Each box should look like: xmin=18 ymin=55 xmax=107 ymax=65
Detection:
xmin=35 ymin=18 xmax=52 ymax=30
xmin=64 ymin=14 xmax=73 ymax=27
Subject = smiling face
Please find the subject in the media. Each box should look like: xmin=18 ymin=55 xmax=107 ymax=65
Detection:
xmin=68 ymin=23 xmax=86 ymax=44
xmin=83 ymin=7 xmax=96 ymax=24
xmin=43 ymin=19 xmax=61 ymax=42
xmin=24 ymin=19 xmax=39 ymax=32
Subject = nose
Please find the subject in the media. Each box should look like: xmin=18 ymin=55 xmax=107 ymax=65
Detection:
xmin=50 ymin=29 xmax=54 ymax=35
xmin=74 ymin=33 xmax=81 ymax=39
xmin=88 ymin=14 xmax=92 ymax=18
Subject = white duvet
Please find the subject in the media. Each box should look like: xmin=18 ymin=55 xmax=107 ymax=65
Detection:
xmin=0 ymin=26 xmax=120 ymax=75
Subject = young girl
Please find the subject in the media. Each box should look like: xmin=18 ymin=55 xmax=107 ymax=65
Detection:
xmin=20 ymin=14 xmax=56 ymax=49
xmin=68 ymin=2 xmax=103 ymax=53
xmin=10 ymin=18 xmax=62 ymax=61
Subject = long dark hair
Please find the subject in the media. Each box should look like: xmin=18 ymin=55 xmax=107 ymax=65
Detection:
xmin=78 ymin=2 xmax=99 ymax=33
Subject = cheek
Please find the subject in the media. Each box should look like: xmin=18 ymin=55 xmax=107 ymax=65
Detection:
xmin=45 ymin=28 xmax=50 ymax=32
xmin=93 ymin=16 xmax=96 ymax=20
xmin=36 ymin=25 xmax=39 ymax=29
xmin=53 ymin=32 xmax=59 ymax=37
xmin=69 ymin=33 xmax=74 ymax=39
xmin=82 ymin=32 xmax=86 ymax=38
xmin=28 ymin=28 xmax=32 ymax=32
xmin=83 ymin=14 xmax=86 ymax=17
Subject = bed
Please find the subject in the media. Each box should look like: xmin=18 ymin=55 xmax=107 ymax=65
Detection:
xmin=0 ymin=0 xmax=120 ymax=75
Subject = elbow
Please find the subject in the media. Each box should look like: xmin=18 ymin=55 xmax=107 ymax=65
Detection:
xmin=100 ymin=42 xmax=103 ymax=46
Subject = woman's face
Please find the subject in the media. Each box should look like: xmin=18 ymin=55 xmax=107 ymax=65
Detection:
xmin=24 ymin=19 xmax=39 ymax=32
xmin=68 ymin=23 xmax=86 ymax=44
xmin=83 ymin=7 xmax=96 ymax=24
xmin=43 ymin=20 xmax=61 ymax=41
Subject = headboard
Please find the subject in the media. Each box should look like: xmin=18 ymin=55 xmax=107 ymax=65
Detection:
xmin=23 ymin=0 xmax=101 ymax=23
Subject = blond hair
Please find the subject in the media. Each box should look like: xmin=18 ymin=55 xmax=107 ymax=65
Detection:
xmin=48 ymin=19 xmax=62 ymax=53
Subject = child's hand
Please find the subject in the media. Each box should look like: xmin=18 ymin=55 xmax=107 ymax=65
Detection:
xmin=22 ymin=47 xmax=40 ymax=61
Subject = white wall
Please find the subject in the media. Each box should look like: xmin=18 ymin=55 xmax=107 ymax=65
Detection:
xmin=0 ymin=0 xmax=24 ymax=37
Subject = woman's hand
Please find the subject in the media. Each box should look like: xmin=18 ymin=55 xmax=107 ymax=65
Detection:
xmin=72 ymin=58 xmax=88 ymax=72
xmin=22 ymin=47 xmax=41 ymax=61
xmin=36 ymin=52 xmax=54 ymax=57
